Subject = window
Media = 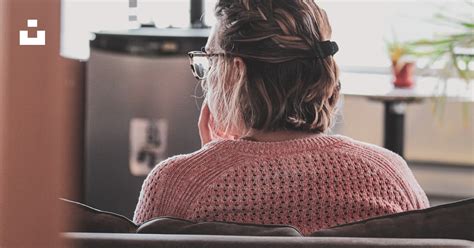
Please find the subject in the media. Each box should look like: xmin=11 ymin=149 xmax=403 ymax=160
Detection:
xmin=61 ymin=0 xmax=467 ymax=65
xmin=318 ymin=0 xmax=467 ymax=70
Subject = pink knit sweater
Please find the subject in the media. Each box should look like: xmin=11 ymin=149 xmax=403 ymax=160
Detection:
xmin=133 ymin=134 xmax=429 ymax=235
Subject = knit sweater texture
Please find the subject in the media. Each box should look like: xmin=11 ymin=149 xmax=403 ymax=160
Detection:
xmin=133 ymin=134 xmax=429 ymax=235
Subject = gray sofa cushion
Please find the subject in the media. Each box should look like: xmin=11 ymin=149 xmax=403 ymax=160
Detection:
xmin=311 ymin=198 xmax=474 ymax=241
xmin=137 ymin=217 xmax=302 ymax=236
xmin=60 ymin=198 xmax=137 ymax=233
xmin=61 ymin=199 xmax=300 ymax=236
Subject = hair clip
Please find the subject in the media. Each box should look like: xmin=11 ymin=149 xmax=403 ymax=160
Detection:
xmin=314 ymin=41 xmax=339 ymax=58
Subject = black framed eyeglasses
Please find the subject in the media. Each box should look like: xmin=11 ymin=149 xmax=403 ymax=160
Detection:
xmin=187 ymin=51 xmax=212 ymax=80
xmin=187 ymin=48 xmax=225 ymax=80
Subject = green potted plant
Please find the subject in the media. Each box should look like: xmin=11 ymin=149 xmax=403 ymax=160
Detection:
xmin=388 ymin=1 xmax=473 ymax=122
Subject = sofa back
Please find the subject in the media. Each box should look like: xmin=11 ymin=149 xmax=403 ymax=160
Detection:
xmin=61 ymin=198 xmax=474 ymax=247
xmin=63 ymin=233 xmax=474 ymax=248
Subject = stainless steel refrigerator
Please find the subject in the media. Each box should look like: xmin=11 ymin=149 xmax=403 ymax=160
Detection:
xmin=85 ymin=28 xmax=209 ymax=218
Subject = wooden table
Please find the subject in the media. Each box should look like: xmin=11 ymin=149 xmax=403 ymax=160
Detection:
xmin=340 ymin=72 xmax=473 ymax=157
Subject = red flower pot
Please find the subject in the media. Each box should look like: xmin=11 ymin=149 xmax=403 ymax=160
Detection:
xmin=393 ymin=62 xmax=415 ymax=88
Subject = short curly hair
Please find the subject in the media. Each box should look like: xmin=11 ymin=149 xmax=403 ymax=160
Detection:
xmin=204 ymin=0 xmax=340 ymax=135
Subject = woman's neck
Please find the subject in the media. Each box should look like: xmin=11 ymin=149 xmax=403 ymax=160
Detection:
xmin=241 ymin=129 xmax=322 ymax=142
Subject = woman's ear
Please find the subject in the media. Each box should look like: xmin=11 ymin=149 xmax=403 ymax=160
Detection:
xmin=232 ymin=57 xmax=246 ymax=80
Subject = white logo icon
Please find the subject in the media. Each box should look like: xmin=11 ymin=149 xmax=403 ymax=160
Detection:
xmin=19 ymin=19 xmax=45 ymax=46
